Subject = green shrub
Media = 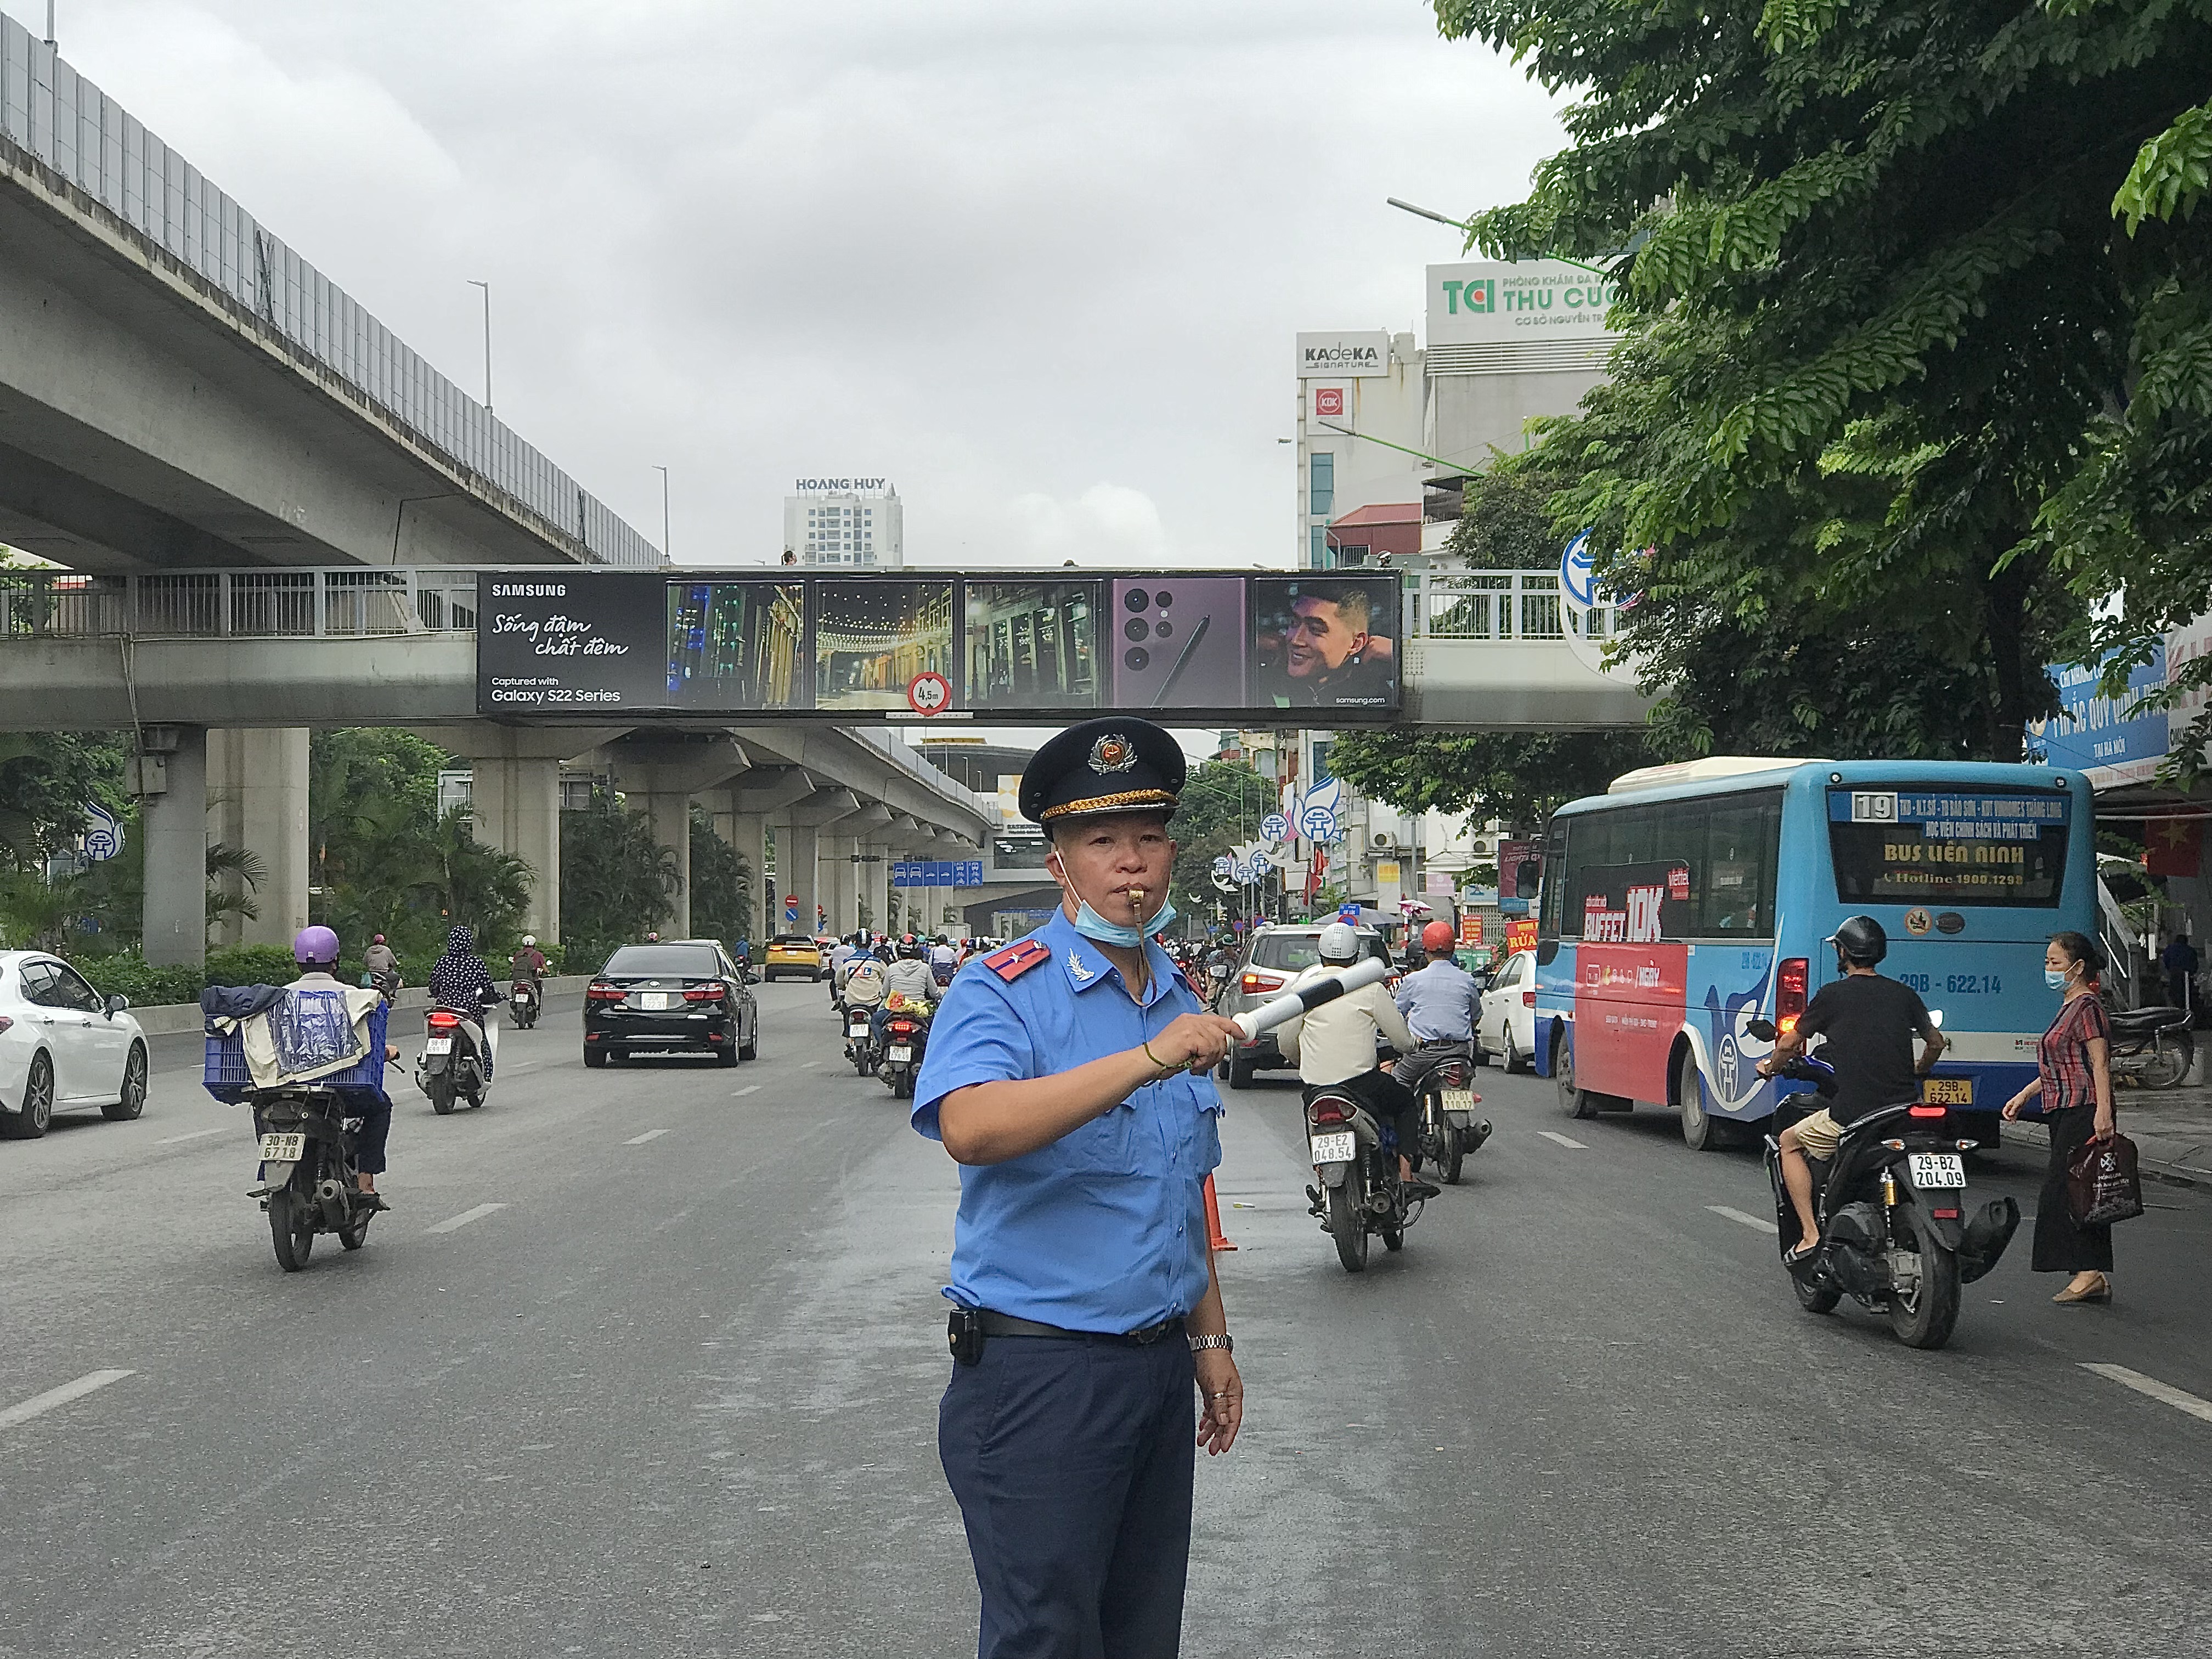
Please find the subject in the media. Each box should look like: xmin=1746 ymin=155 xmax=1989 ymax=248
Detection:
xmin=75 ymin=956 xmax=202 ymax=1008
xmin=204 ymin=944 xmax=301 ymax=989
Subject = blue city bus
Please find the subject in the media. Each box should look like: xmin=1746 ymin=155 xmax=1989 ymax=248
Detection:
xmin=1530 ymin=758 xmax=2097 ymax=1148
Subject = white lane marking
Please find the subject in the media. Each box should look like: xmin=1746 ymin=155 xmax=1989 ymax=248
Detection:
xmin=2080 ymin=1363 xmax=2212 ymax=1425
xmin=426 ymin=1203 xmax=509 ymax=1235
xmin=624 ymin=1128 xmax=670 ymax=1145
xmin=1538 ymin=1131 xmax=1587 ymax=1149
xmin=1707 ymin=1204 xmax=1780 ymax=1234
xmin=0 ymin=1368 xmax=134 ymax=1431
xmin=733 ymin=1085 xmax=761 ymax=1097
xmin=155 ymin=1127 xmax=227 ymax=1145
xmin=798 ymin=1060 xmax=819 ymax=1070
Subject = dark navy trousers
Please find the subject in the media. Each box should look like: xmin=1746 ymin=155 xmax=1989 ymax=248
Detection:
xmin=939 ymin=1332 xmax=1196 ymax=1659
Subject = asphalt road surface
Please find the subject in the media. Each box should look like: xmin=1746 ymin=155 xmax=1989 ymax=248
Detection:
xmin=4 ymin=978 xmax=2208 ymax=1657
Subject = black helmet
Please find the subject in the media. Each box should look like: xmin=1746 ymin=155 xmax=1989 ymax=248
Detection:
xmin=1831 ymin=915 xmax=1887 ymax=967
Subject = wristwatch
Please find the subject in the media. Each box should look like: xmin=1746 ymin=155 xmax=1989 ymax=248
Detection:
xmin=1187 ymin=1333 xmax=1233 ymax=1353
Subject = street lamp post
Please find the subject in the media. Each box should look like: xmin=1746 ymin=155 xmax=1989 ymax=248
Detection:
xmin=653 ymin=465 xmax=670 ymax=559
xmin=467 ymin=280 xmax=493 ymax=414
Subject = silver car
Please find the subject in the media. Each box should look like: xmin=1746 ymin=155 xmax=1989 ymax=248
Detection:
xmin=1216 ymin=924 xmax=1393 ymax=1089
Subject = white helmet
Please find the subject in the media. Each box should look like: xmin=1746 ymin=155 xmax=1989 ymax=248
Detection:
xmin=522 ymin=935 xmax=536 ymax=947
xmin=1318 ymin=922 xmax=1359 ymax=963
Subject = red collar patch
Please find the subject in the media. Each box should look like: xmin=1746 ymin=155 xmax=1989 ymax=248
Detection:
xmin=984 ymin=939 xmax=1052 ymax=982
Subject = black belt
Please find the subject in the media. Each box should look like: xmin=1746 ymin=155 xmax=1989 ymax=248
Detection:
xmin=975 ymin=1310 xmax=1186 ymax=1346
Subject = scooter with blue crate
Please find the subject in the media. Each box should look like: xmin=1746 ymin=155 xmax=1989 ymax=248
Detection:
xmin=206 ymin=999 xmax=392 ymax=1271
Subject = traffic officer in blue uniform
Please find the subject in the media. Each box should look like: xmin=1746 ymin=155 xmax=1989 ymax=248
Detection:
xmin=914 ymin=716 xmax=1247 ymax=1659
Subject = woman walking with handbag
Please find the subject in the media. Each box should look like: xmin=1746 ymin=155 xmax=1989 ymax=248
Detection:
xmin=2001 ymin=932 xmax=2118 ymax=1304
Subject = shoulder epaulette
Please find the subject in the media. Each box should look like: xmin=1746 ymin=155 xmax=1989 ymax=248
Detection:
xmin=984 ymin=939 xmax=1052 ymax=981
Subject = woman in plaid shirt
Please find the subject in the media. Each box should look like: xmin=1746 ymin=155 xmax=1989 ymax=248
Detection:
xmin=2001 ymin=932 xmax=2117 ymax=1304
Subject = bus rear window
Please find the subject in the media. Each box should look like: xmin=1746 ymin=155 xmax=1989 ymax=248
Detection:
xmin=1827 ymin=788 xmax=2069 ymax=907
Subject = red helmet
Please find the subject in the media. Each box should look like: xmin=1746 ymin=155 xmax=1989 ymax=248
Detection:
xmin=1420 ymin=920 xmax=1457 ymax=952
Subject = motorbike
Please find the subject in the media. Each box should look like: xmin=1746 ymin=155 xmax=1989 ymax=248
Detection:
xmin=510 ymin=977 xmax=541 ymax=1030
xmin=249 ymin=1083 xmax=381 ymax=1271
xmin=417 ymin=991 xmax=501 ymax=1115
xmin=878 ymin=1005 xmax=932 ymax=1101
xmin=1302 ymin=1081 xmax=1424 ymax=1274
xmin=1748 ymin=1019 xmax=2018 ymax=1350
xmin=1393 ymin=1040 xmax=1493 ymax=1186
xmin=2108 ymin=1003 xmax=2193 ymax=1089
xmin=844 ymin=1001 xmax=878 ymax=1075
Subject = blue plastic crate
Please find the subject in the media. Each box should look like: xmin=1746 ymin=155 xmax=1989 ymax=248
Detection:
xmin=203 ymin=999 xmax=387 ymax=1102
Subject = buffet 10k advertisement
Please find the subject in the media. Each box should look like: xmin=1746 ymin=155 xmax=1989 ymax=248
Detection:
xmin=476 ymin=570 xmax=1403 ymax=723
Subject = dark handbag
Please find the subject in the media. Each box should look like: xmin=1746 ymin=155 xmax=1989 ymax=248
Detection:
xmin=2066 ymin=1130 xmax=2146 ymax=1227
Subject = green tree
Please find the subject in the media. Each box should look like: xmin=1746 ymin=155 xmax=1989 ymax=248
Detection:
xmin=1435 ymin=0 xmax=2212 ymax=761
xmin=0 ymin=732 xmax=126 ymax=868
xmin=1327 ymin=729 xmax=1653 ymax=836
xmin=1168 ymin=760 xmax=1276 ymax=927
xmin=421 ymin=806 xmax=532 ymax=947
xmin=561 ymin=788 xmax=679 ymax=961
xmin=688 ymin=805 xmax=753 ymax=945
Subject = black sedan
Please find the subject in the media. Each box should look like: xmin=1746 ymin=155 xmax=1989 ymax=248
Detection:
xmin=583 ymin=940 xmax=759 ymax=1068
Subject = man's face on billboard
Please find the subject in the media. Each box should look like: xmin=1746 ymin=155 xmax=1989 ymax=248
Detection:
xmin=1286 ymin=595 xmax=1366 ymax=678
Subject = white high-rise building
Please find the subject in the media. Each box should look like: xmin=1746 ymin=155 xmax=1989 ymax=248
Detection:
xmin=783 ymin=479 xmax=903 ymax=567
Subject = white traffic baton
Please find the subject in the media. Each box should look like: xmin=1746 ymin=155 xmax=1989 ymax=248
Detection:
xmin=1232 ymin=955 xmax=1387 ymax=1040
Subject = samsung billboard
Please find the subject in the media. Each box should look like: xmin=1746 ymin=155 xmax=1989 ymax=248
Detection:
xmin=477 ymin=571 xmax=1403 ymax=724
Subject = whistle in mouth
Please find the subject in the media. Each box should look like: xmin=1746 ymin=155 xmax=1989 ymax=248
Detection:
xmin=1127 ymin=887 xmax=1146 ymax=907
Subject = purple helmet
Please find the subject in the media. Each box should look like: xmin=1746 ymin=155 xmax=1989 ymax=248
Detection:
xmin=293 ymin=925 xmax=341 ymax=966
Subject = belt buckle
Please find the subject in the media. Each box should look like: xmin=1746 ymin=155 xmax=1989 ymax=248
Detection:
xmin=1128 ymin=1319 xmax=1171 ymax=1347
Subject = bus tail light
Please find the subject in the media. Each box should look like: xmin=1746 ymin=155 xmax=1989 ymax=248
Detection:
xmin=1522 ymin=990 xmax=1537 ymax=1008
xmin=1777 ymin=958 xmax=1808 ymax=1035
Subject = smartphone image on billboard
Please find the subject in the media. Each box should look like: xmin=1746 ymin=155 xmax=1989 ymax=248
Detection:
xmin=1108 ymin=577 xmax=1246 ymax=712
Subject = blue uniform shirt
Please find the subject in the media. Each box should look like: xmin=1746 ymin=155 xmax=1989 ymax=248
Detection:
xmin=912 ymin=909 xmax=1223 ymax=1334
xmin=1393 ymin=958 xmax=1480 ymax=1043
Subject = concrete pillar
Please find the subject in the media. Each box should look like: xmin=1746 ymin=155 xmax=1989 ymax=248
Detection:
xmin=828 ymin=837 xmax=857 ymax=937
xmin=469 ymin=753 xmax=562 ymax=943
xmin=644 ymin=789 xmax=694 ymax=939
xmin=207 ymin=728 xmax=310 ymax=949
xmin=776 ymin=823 xmax=819 ymax=936
xmin=722 ymin=806 xmax=771 ymax=946
xmin=142 ymin=726 xmax=208 ymax=968
xmin=861 ymin=840 xmax=890 ymax=935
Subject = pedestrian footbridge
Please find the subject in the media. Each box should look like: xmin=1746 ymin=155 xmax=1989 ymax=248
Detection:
xmin=0 ymin=566 xmax=1652 ymax=732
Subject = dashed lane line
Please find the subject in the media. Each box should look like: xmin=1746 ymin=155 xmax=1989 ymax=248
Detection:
xmin=1538 ymin=1131 xmax=1588 ymax=1150
xmin=155 ymin=1127 xmax=227 ymax=1146
xmin=426 ymin=1203 xmax=509 ymax=1235
xmin=0 ymin=1369 xmax=134 ymax=1431
xmin=733 ymin=1085 xmax=762 ymax=1097
xmin=1707 ymin=1204 xmax=1780 ymax=1234
xmin=624 ymin=1128 xmax=671 ymax=1146
xmin=2080 ymin=1363 xmax=2212 ymax=1425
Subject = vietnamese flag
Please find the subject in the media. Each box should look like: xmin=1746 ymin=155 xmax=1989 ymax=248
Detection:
xmin=2145 ymin=817 xmax=2203 ymax=877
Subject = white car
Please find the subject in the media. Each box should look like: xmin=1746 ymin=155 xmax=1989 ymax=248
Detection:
xmin=1478 ymin=950 xmax=1537 ymax=1073
xmin=0 ymin=951 xmax=150 ymax=1139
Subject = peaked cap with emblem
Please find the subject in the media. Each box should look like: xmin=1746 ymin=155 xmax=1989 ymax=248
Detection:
xmin=1018 ymin=717 xmax=1186 ymax=827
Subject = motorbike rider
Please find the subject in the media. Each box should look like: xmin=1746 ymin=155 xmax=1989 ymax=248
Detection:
xmin=1392 ymin=919 xmax=1481 ymax=1093
xmin=1757 ymin=915 xmax=1947 ymax=1262
xmin=362 ymin=933 xmax=401 ymax=1001
xmin=288 ymin=926 xmax=398 ymax=1205
xmin=510 ymin=934 xmax=547 ymax=985
xmin=1279 ymin=922 xmax=1437 ymax=1197
xmin=874 ymin=938 xmax=940 ymax=1052
xmin=428 ymin=924 xmax=504 ymax=1080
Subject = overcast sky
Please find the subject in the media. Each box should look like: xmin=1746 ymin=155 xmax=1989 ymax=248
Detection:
xmin=27 ymin=1 xmax=1564 ymax=571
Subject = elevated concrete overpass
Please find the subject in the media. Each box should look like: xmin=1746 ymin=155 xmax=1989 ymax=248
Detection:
xmin=0 ymin=565 xmax=1647 ymax=963
xmin=0 ymin=15 xmax=658 ymax=573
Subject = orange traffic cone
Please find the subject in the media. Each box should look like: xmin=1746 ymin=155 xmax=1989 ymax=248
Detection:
xmin=1203 ymin=1173 xmax=1237 ymax=1251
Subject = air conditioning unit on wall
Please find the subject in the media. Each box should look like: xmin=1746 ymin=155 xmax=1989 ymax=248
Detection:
xmin=1370 ymin=831 xmax=1396 ymax=852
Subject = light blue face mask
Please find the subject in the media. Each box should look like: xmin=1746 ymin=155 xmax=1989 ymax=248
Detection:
xmin=1070 ymin=894 xmax=1178 ymax=949
xmin=2045 ymin=967 xmax=2072 ymax=991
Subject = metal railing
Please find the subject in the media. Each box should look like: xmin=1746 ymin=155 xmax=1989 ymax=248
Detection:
xmin=0 ymin=568 xmax=479 ymax=638
xmin=1404 ymin=570 xmax=1619 ymax=644
xmin=0 ymin=16 xmax=660 ymax=569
